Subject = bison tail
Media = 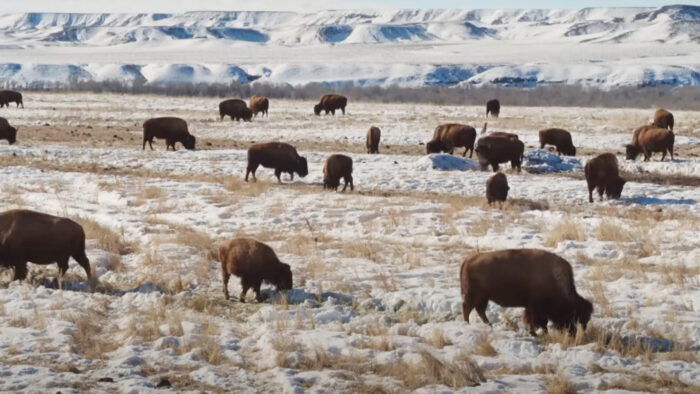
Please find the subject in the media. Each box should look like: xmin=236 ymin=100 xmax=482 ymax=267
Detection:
xmin=481 ymin=122 xmax=487 ymax=134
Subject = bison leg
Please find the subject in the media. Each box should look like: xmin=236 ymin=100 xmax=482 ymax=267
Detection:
xmin=347 ymin=175 xmax=354 ymax=191
xmin=245 ymin=164 xmax=258 ymax=182
xmin=56 ymin=257 xmax=70 ymax=290
xmin=12 ymin=261 xmax=28 ymax=281
xmin=252 ymin=280 xmax=264 ymax=302
xmin=331 ymin=109 xmax=336 ymax=115
xmin=222 ymin=271 xmax=230 ymax=300
xmin=289 ymin=172 xmax=294 ymax=181
xmin=72 ymin=250 xmax=92 ymax=282
xmin=462 ymin=292 xmax=478 ymax=323
xmin=274 ymin=169 xmax=282 ymax=183
xmin=476 ymin=298 xmax=491 ymax=326
xmin=491 ymin=162 xmax=499 ymax=172
xmin=239 ymin=278 xmax=251 ymax=302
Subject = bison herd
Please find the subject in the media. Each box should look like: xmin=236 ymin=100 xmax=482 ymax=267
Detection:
xmin=0 ymin=91 xmax=687 ymax=337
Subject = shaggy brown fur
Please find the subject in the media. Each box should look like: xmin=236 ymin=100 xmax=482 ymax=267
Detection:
xmin=323 ymin=154 xmax=354 ymax=192
xmin=219 ymin=99 xmax=253 ymax=121
xmin=0 ymin=117 xmax=17 ymax=145
xmin=539 ymin=128 xmax=576 ymax=156
xmin=626 ymin=126 xmax=674 ymax=162
xmin=249 ymin=95 xmax=269 ymax=117
xmin=486 ymin=99 xmax=500 ymax=118
xmin=143 ymin=117 xmax=196 ymax=151
xmin=584 ymin=153 xmax=626 ymax=203
xmin=366 ymin=126 xmax=381 ymax=154
xmin=430 ymin=123 xmax=477 ymax=157
xmin=219 ymin=238 xmax=293 ymax=302
xmin=652 ymin=109 xmax=674 ymax=131
xmin=245 ymin=142 xmax=308 ymax=183
xmin=460 ymin=249 xmax=593 ymax=336
xmin=314 ymin=94 xmax=347 ymax=115
xmin=0 ymin=90 xmax=23 ymax=108
xmin=475 ymin=135 xmax=524 ymax=173
xmin=0 ymin=209 xmax=93 ymax=289
xmin=486 ymin=172 xmax=509 ymax=206
xmin=426 ymin=139 xmax=451 ymax=154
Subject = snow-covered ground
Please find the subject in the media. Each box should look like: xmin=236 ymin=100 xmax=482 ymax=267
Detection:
xmin=0 ymin=93 xmax=698 ymax=392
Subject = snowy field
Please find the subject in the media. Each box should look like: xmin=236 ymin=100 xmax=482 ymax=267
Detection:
xmin=0 ymin=93 xmax=699 ymax=392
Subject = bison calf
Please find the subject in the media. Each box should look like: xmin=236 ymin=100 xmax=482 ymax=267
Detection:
xmin=249 ymin=95 xmax=269 ymax=118
xmin=486 ymin=172 xmax=509 ymax=206
xmin=539 ymin=128 xmax=576 ymax=156
xmin=461 ymin=249 xmax=593 ymax=336
xmin=0 ymin=117 xmax=18 ymax=145
xmin=626 ymin=126 xmax=674 ymax=162
xmin=245 ymin=142 xmax=308 ymax=183
xmin=584 ymin=153 xmax=626 ymax=203
xmin=143 ymin=117 xmax=196 ymax=151
xmin=0 ymin=209 xmax=93 ymax=289
xmin=366 ymin=126 xmax=381 ymax=154
xmin=219 ymin=238 xmax=293 ymax=302
xmin=653 ymin=109 xmax=673 ymax=131
xmin=314 ymin=94 xmax=347 ymax=116
xmin=323 ymin=154 xmax=354 ymax=192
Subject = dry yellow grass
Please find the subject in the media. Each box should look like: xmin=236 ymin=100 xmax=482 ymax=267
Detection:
xmin=544 ymin=216 xmax=586 ymax=247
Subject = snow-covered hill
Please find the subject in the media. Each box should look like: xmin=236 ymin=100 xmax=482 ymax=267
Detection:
xmin=0 ymin=6 xmax=698 ymax=88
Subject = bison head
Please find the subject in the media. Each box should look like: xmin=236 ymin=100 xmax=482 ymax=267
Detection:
xmin=274 ymin=263 xmax=293 ymax=291
xmin=296 ymin=157 xmax=308 ymax=178
xmin=183 ymin=135 xmax=196 ymax=150
xmin=243 ymin=108 xmax=253 ymax=122
xmin=313 ymin=104 xmax=323 ymax=116
xmin=625 ymin=144 xmax=641 ymax=160
xmin=562 ymin=145 xmax=576 ymax=156
xmin=7 ymin=126 xmax=17 ymax=145
xmin=606 ymin=177 xmax=626 ymax=199
xmin=426 ymin=140 xmax=443 ymax=154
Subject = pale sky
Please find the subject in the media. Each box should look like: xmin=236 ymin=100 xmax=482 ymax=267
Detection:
xmin=0 ymin=1 xmax=695 ymax=14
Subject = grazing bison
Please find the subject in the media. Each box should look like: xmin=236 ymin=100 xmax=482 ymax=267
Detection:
xmin=0 ymin=90 xmax=23 ymax=108
xmin=460 ymin=249 xmax=593 ymax=336
xmin=143 ymin=117 xmax=196 ymax=151
xmin=314 ymin=94 xmax=347 ymax=116
xmin=429 ymin=124 xmax=477 ymax=157
xmin=219 ymin=238 xmax=293 ymax=302
xmin=220 ymin=99 xmax=253 ymax=121
xmin=245 ymin=142 xmax=308 ymax=183
xmin=539 ymin=128 xmax=576 ymax=156
xmin=426 ymin=139 xmax=452 ymax=154
xmin=366 ymin=126 xmax=381 ymax=154
xmin=323 ymin=154 xmax=354 ymax=192
xmin=626 ymin=126 xmax=674 ymax=162
xmin=0 ymin=209 xmax=93 ymax=289
xmin=249 ymin=95 xmax=269 ymax=117
xmin=584 ymin=153 xmax=626 ymax=203
xmin=486 ymin=99 xmax=500 ymax=118
xmin=0 ymin=117 xmax=17 ymax=145
xmin=475 ymin=135 xmax=524 ymax=173
xmin=653 ymin=109 xmax=674 ymax=131
xmin=486 ymin=172 xmax=509 ymax=206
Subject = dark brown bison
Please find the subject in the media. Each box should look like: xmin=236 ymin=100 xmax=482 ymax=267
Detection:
xmin=486 ymin=99 xmax=500 ymax=118
xmin=323 ymin=154 xmax=354 ymax=192
xmin=429 ymin=124 xmax=477 ymax=157
xmin=0 ymin=209 xmax=93 ymax=289
xmin=0 ymin=117 xmax=17 ymax=145
xmin=460 ymin=249 xmax=593 ymax=336
xmin=426 ymin=139 xmax=451 ymax=154
xmin=475 ymin=135 xmax=524 ymax=173
xmin=219 ymin=238 xmax=292 ymax=302
xmin=584 ymin=153 xmax=626 ymax=203
xmin=366 ymin=126 xmax=381 ymax=154
xmin=219 ymin=99 xmax=253 ymax=121
xmin=652 ymin=109 xmax=673 ymax=131
xmin=249 ymin=95 xmax=269 ymax=117
xmin=314 ymin=94 xmax=347 ymax=116
xmin=143 ymin=117 xmax=196 ymax=151
xmin=245 ymin=142 xmax=308 ymax=183
xmin=0 ymin=90 xmax=23 ymax=108
xmin=539 ymin=128 xmax=576 ymax=156
xmin=486 ymin=172 xmax=509 ymax=206
xmin=626 ymin=126 xmax=674 ymax=162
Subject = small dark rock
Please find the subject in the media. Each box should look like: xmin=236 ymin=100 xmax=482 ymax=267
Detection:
xmin=206 ymin=142 xmax=212 ymax=146
xmin=156 ymin=377 xmax=171 ymax=388
xmin=393 ymin=161 xmax=398 ymax=164
xmin=68 ymin=366 xmax=81 ymax=374
xmin=44 ymin=123 xmax=50 ymax=127
xmin=87 ymin=125 xmax=93 ymax=129
xmin=98 ymin=377 xmax=114 ymax=383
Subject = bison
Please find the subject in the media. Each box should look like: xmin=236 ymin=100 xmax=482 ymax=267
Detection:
xmin=539 ymin=128 xmax=576 ymax=156
xmin=219 ymin=238 xmax=293 ymax=302
xmin=584 ymin=153 xmax=626 ymax=203
xmin=220 ymin=99 xmax=253 ymax=121
xmin=245 ymin=142 xmax=308 ymax=183
xmin=143 ymin=117 xmax=196 ymax=151
xmin=626 ymin=126 xmax=674 ymax=162
xmin=475 ymin=135 xmax=524 ymax=173
xmin=0 ymin=117 xmax=17 ymax=145
xmin=0 ymin=90 xmax=23 ymax=108
xmin=366 ymin=126 xmax=381 ymax=154
xmin=429 ymin=124 xmax=477 ymax=157
xmin=486 ymin=99 xmax=500 ymax=118
xmin=653 ymin=109 xmax=673 ymax=131
xmin=323 ymin=154 xmax=354 ymax=192
xmin=314 ymin=94 xmax=347 ymax=116
xmin=460 ymin=249 xmax=593 ymax=336
xmin=486 ymin=172 xmax=509 ymax=206
xmin=0 ymin=209 xmax=93 ymax=289
xmin=249 ymin=95 xmax=269 ymax=117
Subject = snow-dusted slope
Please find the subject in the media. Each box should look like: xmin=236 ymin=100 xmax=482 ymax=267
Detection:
xmin=0 ymin=6 xmax=698 ymax=88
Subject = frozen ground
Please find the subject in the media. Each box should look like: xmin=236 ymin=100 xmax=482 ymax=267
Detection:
xmin=0 ymin=93 xmax=698 ymax=392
